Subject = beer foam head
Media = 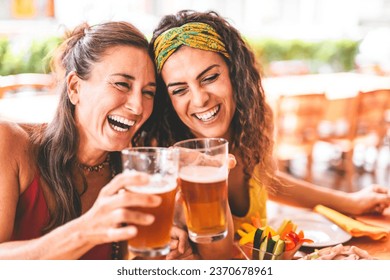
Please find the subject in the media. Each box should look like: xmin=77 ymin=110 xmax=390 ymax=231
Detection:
xmin=179 ymin=165 xmax=227 ymax=183
xmin=125 ymin=173 xmax=177 ymax=194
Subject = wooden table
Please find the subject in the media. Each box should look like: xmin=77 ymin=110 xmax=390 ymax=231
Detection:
xmin=343 ymin=235 xmax=390 ymax=259
xmin=265 ymin=201 xmax=390 ymax=260
xmin=346 ymin=208 xmax=390 ymax=259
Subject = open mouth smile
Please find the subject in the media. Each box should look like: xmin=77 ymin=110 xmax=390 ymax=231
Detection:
xmin=107 ymin=115 xmax=135 ymax=132
xmin=193 ymin=105 xmax=220 ymax=121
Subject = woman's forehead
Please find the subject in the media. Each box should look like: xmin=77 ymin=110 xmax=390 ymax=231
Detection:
xmin=162 ymin=46 xmax=226 ymax=79
xmin=91 ymin=46 xmax=155 ymax=80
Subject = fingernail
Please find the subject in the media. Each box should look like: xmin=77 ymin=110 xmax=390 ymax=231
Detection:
xmin=153 ymin=195 xmax=162 ymax=205
xmin=128 ymin=226 xmax=137 ymax=235
xmin=146 ymin=214 xmax=155 ymax=224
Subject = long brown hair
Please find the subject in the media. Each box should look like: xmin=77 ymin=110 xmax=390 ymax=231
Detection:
xmin=34 ymin=21 xmax=150 ymax=232
xmin=137 ymin=10 xmax=276 ymax=187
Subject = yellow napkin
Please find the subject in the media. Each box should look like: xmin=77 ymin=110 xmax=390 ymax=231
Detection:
xmin=314 ymin=205 xmax=389 ymax=240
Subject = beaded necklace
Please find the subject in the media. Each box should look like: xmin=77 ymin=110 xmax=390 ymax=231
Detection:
xmin=77 ymin=154 xmax=111 ymax=172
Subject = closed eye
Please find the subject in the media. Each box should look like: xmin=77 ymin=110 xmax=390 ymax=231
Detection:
xmin=142 ymin=90 xmax=155 ymax=99
xmin=114 ymin=82 xmax=130 ymax=90
xmin=201 ymin=73 xmax=219 ymax=84
xmin=171 ymin=87 xmax=189 ymax=96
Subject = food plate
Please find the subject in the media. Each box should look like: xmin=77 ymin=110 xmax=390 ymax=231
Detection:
xmin=294 ymin=216 xmax=352 ymax=248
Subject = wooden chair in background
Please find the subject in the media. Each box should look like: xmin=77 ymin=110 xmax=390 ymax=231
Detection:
xmin=0 ymin=73 xmax=57 ymax=123
xmin=274 ymin=93 xmax=327 ymax=181
xmin=0 ymin=73 xmax=55 ymax=98
xmin=318 ymin=89 xmax=390 ymax=188
xmin=354 ymin=89 xmax=389 ymax=143
xmin=353 ymin=89 xmax=390 ymax=171
xmin=316 ymin=96 xmax=359 ymax=189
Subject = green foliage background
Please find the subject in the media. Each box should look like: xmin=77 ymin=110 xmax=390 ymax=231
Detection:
xmin=249 ymin=38 xmax=360 ymax=75
xmin=0 ymin=36 xmax=61 ymax=75
xmin=0 ymin=36 xmax=359 ymax=76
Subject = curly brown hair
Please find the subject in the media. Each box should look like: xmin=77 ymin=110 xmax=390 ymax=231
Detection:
xmin=136 ymin=10 xmax=276 ymax=186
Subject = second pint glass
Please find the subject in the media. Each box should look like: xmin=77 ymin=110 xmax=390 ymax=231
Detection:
xmin=173 ymin=138 xmax=229 ymax=243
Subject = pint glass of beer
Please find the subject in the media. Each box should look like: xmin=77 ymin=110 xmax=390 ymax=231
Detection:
xmin=173 ymin=138 xmax=229 ymax=243
xmin=121 ymin=147 xmax=179 ymax=257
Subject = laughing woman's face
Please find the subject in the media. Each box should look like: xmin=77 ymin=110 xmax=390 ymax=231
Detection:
xmin=161 ymin=46 xmax=236 ymax=141
xmin=67 ymin=45 xmax=156 ymax=151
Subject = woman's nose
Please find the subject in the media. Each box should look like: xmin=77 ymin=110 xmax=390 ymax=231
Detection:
xmin=191 ymin=88 xmax=210 ymax=107
xmin=124 ymin=92 xmax=143 ymax=115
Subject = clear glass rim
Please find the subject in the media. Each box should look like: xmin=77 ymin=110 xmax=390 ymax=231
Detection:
xmin=121 ymin=146 xmax=177 ymax=155
xmin=173 ymin=137 xmax=228 ymax=149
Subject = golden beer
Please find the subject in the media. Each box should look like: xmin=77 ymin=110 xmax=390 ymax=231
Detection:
xmin=127 ymin=182 xmax=177 ymax=255
xmin=122 ymin=147 xmax=179 ymax=257
xmin=179 ymin=165 xmax=228 ymax=242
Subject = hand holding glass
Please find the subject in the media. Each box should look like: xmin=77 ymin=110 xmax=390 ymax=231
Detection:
xmin=121 ymin=147 xmax=179 ymax=257
xmin=173 ymin=138 xmax=229 ymax=243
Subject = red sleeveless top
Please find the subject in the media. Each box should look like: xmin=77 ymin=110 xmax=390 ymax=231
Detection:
xmin=11 ymin=173 xmax=112 ymax=259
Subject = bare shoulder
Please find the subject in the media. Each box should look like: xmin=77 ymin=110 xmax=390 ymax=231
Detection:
xmin=0 ymin=122 xmax=36 ymax=242
xmin=0 ymin=121 xmax=36 ymax=175
xmin=0 ymin=121 xmax=40 ymax=193
xmin=0 ymin=121 xmax=31 ymax=151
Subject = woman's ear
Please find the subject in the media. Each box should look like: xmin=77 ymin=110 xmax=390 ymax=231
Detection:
xmin=67 ymin=71 xmax=80 ymax=105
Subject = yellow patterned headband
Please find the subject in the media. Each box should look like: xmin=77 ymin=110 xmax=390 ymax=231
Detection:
xmin=154 ymin=22 xmax=230 ymax=73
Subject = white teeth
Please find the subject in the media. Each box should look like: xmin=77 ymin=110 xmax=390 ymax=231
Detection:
xmin=195 ymin=105 xmax=220 ymax=121
xmin=112 ymin=126 xmax=128 ymax=132
xmin=107 ymin=115 xmax=135 ymax=132
xmin=108 ymin=115 xmax=135 ymax=126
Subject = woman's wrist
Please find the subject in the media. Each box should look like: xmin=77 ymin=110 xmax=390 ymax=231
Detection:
xmin=323 ymin=190 xmax=355 ymax=214
xmin=38 ymin=217 xmax=94 ymax=259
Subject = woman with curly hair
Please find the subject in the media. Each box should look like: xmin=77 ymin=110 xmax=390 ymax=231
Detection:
xmin=137 ymin=10 xmax=390 ymax=233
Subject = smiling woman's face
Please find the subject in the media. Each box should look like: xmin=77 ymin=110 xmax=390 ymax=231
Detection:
xmin=161 ymin=46 xmax=235 ymax=140
xmin=68 ymin=45 xmax=156 ymax=151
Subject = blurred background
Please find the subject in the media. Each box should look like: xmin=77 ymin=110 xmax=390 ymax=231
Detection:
xmin=1 ymin=0 xmax=389 ymax=190
xmin=0 ymin=0 xmax=390 ymax=76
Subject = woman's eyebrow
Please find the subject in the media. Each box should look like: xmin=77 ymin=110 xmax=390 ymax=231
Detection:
xmin=166 ymin=81 xmax=186 ymax=89
xmin=166 ymin=64 xmax=220 ymax=89
xmin=111 ymin=73 xmax=156 ymax=87
xmin=111 ymin=73 xmax=135 ymax=80
xmin=196 ymin=64 xmax=219 ymax=80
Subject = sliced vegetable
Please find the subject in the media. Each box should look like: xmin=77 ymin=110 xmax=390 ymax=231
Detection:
xmin=238 ymin=218 xmax=313 ymax=260
xmin=240 ymin=222 xmax=257 ymax=233
xmin=272 ymin=239 xmax=285 ymax=260
xmin=252 ymin=228 xmax=264 ymax=259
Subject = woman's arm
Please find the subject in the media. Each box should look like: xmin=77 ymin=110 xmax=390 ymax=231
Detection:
xmin=0 ymin=123 xmax=161 ymax=259
xmin=0 ymin=123 xmax=23 ymax=245
xmin=0 ymin=122 xmax=97 ymax=259
xmin=270 ymin=170 xmax=390 ymax=215
xmin=0 ymin=218 xmax=95 ymax=259
xmin=1 ymin=172 xmax=162 ymax=259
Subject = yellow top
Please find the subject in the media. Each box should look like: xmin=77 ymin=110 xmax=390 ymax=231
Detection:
xmin=232 ymin=176 xmax=268 ymax=232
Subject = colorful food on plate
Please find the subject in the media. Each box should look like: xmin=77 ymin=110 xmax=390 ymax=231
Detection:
xmin=238 ymin=219 xmax=313 ymax=260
